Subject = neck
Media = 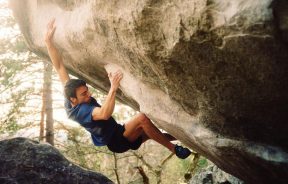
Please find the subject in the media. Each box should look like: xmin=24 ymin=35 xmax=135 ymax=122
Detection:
xmin=71 ymin=101 xmax=78 ymax=107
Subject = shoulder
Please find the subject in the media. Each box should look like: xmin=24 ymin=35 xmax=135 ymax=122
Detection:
xmin=74 ymin=102 xmax=97 ymax=123
xmin=64 ymin=97 xmax=72 ymax=109
xmin=78 ymin=102 xmax=96 ymax=112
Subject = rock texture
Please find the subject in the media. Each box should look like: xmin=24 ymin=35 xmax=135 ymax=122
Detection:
xmin=190 ymin=161 xmax=244 ymax=184
xmin=0 ymin=137 xmax=113 ymax=184
xmin=9 ymin=0 xmax=288 ymax=184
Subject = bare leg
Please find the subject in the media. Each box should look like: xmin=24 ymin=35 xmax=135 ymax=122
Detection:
xmin=138 ymin=132 xmax=175 ymax=143
xmin=123 ymin=113 xmax=175 ymax=153
xmin=163 ymin=133 xmax=177 ymax=142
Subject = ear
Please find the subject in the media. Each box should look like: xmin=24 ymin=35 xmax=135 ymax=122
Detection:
xmin=70 ymin=97 xmax=77 ymax=104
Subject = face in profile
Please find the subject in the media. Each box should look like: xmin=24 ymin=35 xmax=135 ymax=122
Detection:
xmin=71 ymin=85 xmax=91 ymax=105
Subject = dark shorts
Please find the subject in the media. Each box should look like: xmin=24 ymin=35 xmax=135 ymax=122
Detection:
xmin=107 ymin=124 xmax=142 ymax=153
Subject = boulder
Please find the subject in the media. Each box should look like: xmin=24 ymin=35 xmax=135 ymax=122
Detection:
xmin=9 ymin=0 xmax=288 ymax=183
xmin=0 ymin=137 xmax=113 ymax=184
xmin=190 ymin=161 xmax=244 ymax=184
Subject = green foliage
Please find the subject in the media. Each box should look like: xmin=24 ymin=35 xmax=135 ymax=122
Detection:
xmin=1 ymin=59 xmax=22 ymax=86
xmin=57 ymin=126 xmax=110 ymax=171
xmin=166 ymin=155 xmax=194 ymax=181
xmin=12 ymin=36 xmax=28 ymax=53
xmin=0 ymin=2 xmax=39 ymax=135
xmin=197 ymin=157 xmax=208 ymax=168
xmin=180 ymin=157 xmax=193 ymax=170
xmin=0 ymin=3 xmax=212 ymax=184
xmin=0 ymin=2 xmax=17 ymax=28
xmin=5 ymin=119 xmax=20 ymax=133
xmin=0 ymin=87 xmax=34 ymax=134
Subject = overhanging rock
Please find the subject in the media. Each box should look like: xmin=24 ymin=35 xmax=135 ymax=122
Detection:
xmin=10 ymin=1 xmax=288 ymax=183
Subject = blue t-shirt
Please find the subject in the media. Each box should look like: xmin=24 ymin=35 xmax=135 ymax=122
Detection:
xmin=64 ymin=97 xmax=117 ymax=146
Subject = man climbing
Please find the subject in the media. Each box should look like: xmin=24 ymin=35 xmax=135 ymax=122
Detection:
xmin=45 ymin=18 xmax=191 ymax=159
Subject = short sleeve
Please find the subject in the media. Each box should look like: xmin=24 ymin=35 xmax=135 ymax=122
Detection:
xmin=76 ymin=103 xmax=95 ymax=124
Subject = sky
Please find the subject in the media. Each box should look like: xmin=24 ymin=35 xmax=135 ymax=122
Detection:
xmin=0 ymin=1 xmax=89 ymax=137
xmin=0 ymin=0 xmax=15 ymax=38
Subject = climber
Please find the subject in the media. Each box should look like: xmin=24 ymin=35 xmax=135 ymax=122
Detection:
xmin=45 ymin=18 xmax=191 ymax=159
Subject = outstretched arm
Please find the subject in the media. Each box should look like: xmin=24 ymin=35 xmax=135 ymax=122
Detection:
xmin=45 ymin=18 xmax=70 ymax=85
xmin=92 ymin=70 xmax=123 ymax=120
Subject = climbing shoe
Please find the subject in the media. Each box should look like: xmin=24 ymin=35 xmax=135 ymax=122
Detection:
xmin=175 ymin=145 xmax=191 ymax=159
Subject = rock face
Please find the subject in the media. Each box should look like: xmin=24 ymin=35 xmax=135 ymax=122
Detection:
xmin=9 ymin=0 xmax=288 ymax=183
xmin=0 ymin=137 xmax=113 ymax=184
xmin=190 ymin=161 xmax=244 ymax=184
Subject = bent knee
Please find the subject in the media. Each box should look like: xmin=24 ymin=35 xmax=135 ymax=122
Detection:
xmin=137 ymin=113 xmax=154 ymax=129
xmin=137 ymin=113 xmax=150 ymax=124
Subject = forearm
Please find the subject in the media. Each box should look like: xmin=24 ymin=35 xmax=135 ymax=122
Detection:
xmin=92 ymin=70 xmax=122 ymax=120
xmin=45 ymin=19 xmax=70 ymax=85
xmin=100 ymin=88 xmax=117 ymax=119
xmin=45 ymin=42 xmax=69 ymax=84
xmin=46 ymin=42 xmax=63 ymax=70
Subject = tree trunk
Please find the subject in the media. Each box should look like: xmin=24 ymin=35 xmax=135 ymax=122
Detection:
xmin=136 ymin=166 xmax=149 ymax=184
xmin=39 ymin=85 xmax=45 ymax=141
xmin=184 ymin=153 xmax=200 ymax=182
xmin=113 ymin=153 xmax=121 ymax=184
xmin=43 ymin=62 xmax=54 ymax=145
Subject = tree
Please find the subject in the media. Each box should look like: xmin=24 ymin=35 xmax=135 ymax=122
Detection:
xmin=0 ymin=1 xmax=39 ymax=134
xmin=43 ymin=61 xmax=54 ymax=145
xmin=1 ymin=2 xmax=209 ymax=183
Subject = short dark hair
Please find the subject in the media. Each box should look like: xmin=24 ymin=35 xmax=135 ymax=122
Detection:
xmin=64 ymin=79 xmax=86 ymax=100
